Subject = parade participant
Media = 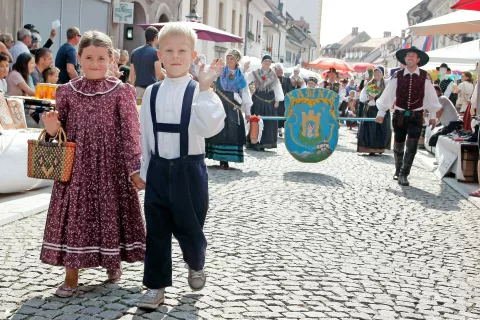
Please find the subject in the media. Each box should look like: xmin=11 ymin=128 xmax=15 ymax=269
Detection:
xmin=275 ymin=62 xmax=290 ymax=137
xmin=358 ymin=66 xmax=391 ymax=155
xmin=290 ymin=65 xmax=306 ymax=90
xmin=346 ymin=90 xmax=358 ymax=129
xmin=376 ymin=46 xmax=441 ymax=186
xmin=137 ymin=22 xmax=226 ymax=309
xmin=435 ymin=63 xmax=454 ymax=104
xmin=307 ymin=76 xmax=318 ymax=88
xmin=323 ymin=68 xmax=346 ymax=103
xmin=40 ymin=30 xmax=146 ymax=298
xmin=206 ymin=49 xmax=252 ymax=169
xmin=245 ymin=55 xmax=284 ymax=151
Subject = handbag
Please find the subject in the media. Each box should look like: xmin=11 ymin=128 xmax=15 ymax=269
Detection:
xmin=27 ymin=127 xmax=76 ymax=182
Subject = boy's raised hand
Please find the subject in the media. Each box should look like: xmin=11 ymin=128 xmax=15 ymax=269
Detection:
xmin=198 ymin=58 xmax=225 ymax=91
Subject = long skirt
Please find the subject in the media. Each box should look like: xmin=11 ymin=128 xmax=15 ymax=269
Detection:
xmin=206 ymin=88 xmax=246 ymax=162
xmin=246 ymin=90 xmax=277 ymax=149
xmin=357 ymin=104 xmax=392 ymax=153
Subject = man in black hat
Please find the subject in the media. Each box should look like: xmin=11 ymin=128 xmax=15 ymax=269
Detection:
xmin=435 ymin=63 xmax=455 ymax=104
xmin=322 ymin=68 xmax=346 ymax=103
xmin=375 ymin=46 xmax=441 ymax=186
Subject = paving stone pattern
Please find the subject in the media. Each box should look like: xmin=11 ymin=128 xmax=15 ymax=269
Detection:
xmin=1 ymin=128 xmax=480 ymax=319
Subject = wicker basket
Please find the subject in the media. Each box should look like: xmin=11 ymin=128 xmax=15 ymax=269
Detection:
xmin=27 ymin=128 xmax=76 ymax=182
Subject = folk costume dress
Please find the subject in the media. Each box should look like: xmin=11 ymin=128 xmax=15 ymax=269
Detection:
xmin=206 ymin=67 xmax=252 ymax=163
xmin=358 ymin=78 xmax=392 ymax=154
xmin=40 ymin=77 xmax=146 ymax=270
xmin=245 ymin=68 xmax=284 ymax=150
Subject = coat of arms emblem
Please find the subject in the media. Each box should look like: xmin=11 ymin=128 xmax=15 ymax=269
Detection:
xmin=284 ymin=88 xmax=339 ymax=163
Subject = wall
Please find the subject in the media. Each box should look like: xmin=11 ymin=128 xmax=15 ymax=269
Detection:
xmin=23 ymin=0 xmax=110 ymax=56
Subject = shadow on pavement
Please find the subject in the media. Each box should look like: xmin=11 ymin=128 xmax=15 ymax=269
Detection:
xmin=12 ymin=283 xmax=203 ymax=319
xmin=283 ymin=171 xmax=344 ymax=187
xmin=386 ymin=184 xmax=461 ymax=212
xmin=208 ymin=167 xmax=260 ymax=184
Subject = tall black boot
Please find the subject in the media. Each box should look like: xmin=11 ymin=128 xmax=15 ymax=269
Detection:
xmin=393 ymin=142 xmax=405 ymax=180
xmin=398 ymin=139 xmax=419 ymax=186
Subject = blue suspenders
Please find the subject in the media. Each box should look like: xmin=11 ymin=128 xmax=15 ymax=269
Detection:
xmin=149 ymin=80 xmax=197 ymax=158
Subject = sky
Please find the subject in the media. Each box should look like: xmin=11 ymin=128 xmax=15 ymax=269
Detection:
xmin=319 ymin=0 xmax=423 ymax=46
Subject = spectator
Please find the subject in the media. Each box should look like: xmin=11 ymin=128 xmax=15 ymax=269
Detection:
xmin=31 ymin=48 xmax=53 ymax=85
xmin=0 ymin=34 xmax=13 ymax=63
xmin=24 ymin=23 xmax=56 ymax=54
xmin=0 ymin=53 xmax=9 ymax=93
xmin=6 ymin=52 xmax=36 ymax=97
xmin=55 ymin=27 xmax=81 ymax=84
xmin=118 ymin=49 xmax=130 ymax=83
xmin=0 ymin=33 xmax=14 ymax=49
xmin=108 ymin=49 xmax=122 ymax=78
xmin=456 ymin=71 xmax=474 ymax=114
xmin=10 ymin=28 xmax=32 ymax=68
xmin=42 ymin=66 xmax=60 ymax=84
xmin=434 ymin=84 xmax=459 ymax=126
xmin=129 ymin=26 xmax=164 ymax=98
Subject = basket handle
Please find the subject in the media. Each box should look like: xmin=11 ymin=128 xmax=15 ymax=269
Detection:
xmin=38 ymin=127 xmax=67 ymax=143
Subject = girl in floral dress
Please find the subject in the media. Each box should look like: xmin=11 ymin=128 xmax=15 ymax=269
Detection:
xmin=41 ymin=30 xmax=146 ymax=298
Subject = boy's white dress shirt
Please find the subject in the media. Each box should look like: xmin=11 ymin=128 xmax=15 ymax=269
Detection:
xmin=140 ymin=74 xmax=226 ymax=181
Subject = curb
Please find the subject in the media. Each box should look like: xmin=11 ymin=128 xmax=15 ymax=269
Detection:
xmin=415 ymin=148 xmax=480 ymax=210
xmin=0 ymin=187 xmax=52 ymax=226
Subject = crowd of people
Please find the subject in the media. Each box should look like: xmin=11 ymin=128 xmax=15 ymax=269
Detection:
xmin=0 ymin=19 xmax=479 ymax=311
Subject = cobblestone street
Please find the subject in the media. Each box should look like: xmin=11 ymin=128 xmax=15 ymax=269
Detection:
xmin=1 ymin=127 xmax=480 ymax=320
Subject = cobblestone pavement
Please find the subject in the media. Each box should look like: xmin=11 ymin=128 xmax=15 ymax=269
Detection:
xmin=1 ymin=127 xmax=480 ymax=320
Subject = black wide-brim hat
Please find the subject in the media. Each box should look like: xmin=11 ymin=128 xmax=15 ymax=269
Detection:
xmin=395 ymin=46 xmax=429 ymax=67
xmin=436 ymin=63 xmax=451 ymax=71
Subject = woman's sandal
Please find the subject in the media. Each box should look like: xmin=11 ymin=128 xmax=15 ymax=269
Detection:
xmin=469 ymin=190 xmax=480 ymax=198
xmin=106 ymin=268 xmax=122 ymax=282
xmin=55 ymin=285 xmax=77 ymax=298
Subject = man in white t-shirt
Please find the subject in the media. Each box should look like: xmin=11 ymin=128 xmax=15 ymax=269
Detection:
xmin=434 ymin=84 xmax=459 ymax=126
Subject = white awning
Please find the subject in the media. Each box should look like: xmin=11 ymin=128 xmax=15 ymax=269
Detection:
xmin=409 ymin=10 xmax=480 ymax=36
xmin=426 ymin=40 xmax=480 ymax=65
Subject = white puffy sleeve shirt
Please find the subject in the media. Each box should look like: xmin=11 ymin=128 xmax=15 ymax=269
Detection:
xmin=140 ymin=74 xmax=226 ymax=181
xmin=376 ymin=68 xmax=441 ymax=120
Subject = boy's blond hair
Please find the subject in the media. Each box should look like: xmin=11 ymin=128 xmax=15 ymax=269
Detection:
xmin=158 ymin=22 xmax=197 ymax=48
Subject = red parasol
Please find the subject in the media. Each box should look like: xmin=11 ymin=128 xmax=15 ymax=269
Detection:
xmin=139 ymin=21 xmax=243 ymax=43
xmin=308 ymin=57 xmax=353 ymax=72
xmin=352 ymin=63 xmax=376 ymax=73
xmin=322 ymin=70 xmax=351 ymax=78
xmin=451 ymin=0 xmax=480 ymax=11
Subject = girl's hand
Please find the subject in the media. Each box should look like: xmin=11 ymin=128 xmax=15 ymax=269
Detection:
xmin=198 ymin=59 xmax=224 ymax=91
xmin=131 ymin=173 xmax=146 ymax=190
xmin=42 ymin=111 xmax=61 ymax=136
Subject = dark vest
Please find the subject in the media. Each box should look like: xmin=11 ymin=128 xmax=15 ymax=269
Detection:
xmin=323 ymin=81 xmax=340 ymax=94
xmin=395 ymin=69 xmax=428 ymax=110
xmin=435 ymin=78 xmax=453 ymax=96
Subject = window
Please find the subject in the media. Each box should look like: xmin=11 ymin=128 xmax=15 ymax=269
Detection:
xmin=286 ymin=51 xmax=292 ymax=62
xmin=256 ymin=20 xmax=261 ymax=42
xmin=239 ymin=14 xmax=243 ymax=37
xmin=248 ymin=14 xmax=253 ymax=31
xmin=203 ymin=0 xmax=209 ymax=25
xmin=232 ymin=9 xmax=236 ymax=34
xmin=218 ymin=2 xmax=224 ymax=30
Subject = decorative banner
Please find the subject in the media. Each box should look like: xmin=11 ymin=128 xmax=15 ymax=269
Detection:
xmin=284 ymin=88 xmax=339 ymax=163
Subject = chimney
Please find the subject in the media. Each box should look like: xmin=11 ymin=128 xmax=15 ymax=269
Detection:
xmin=384 ymin=31 xmax=391 ymax=38
xmin=352 ymin=27 xmax=358 ymax=36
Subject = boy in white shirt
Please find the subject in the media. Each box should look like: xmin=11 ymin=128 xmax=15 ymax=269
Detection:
xmin=137 ymin=23 xmax=226 ymax=309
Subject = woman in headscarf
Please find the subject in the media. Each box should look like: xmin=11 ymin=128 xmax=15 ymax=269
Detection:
xmin=357 ymin=66 xmax=392 ymax=155
xmin=206 ymin=49 xmax=252 ymax=169
xmin=244 ymin=55 xmax=284 ymax=151
xmin=274 ymin=62 xmax=293 ymax=137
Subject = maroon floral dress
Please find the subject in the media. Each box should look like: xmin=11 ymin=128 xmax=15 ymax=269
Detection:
xmin=40 ymin=77 xmax=146 ymax=270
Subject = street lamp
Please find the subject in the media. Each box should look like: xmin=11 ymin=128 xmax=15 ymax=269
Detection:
xmin=186 ymin=0 xmax=201 ymax=21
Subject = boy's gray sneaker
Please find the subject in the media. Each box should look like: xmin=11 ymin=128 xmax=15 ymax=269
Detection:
xmin=188 ymin=268 xmax=206 ymax=291
xmin=137 ymin=288 xmax=165 ymax=310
